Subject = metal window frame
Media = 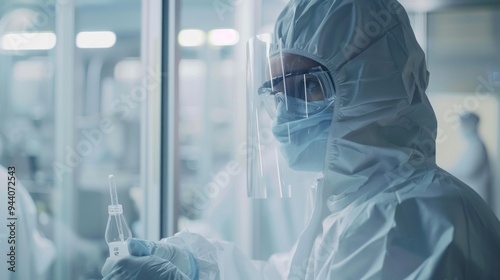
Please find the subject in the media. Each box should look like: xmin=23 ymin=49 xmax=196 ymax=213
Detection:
xmin=141 ymin=0 xmax=179 ymax=240
xmin=161 ymin=0 xmax=180 ymax=237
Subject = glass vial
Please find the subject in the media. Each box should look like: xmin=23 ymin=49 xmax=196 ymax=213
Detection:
xmin=105 ymin=204 xmax=132 ymax=258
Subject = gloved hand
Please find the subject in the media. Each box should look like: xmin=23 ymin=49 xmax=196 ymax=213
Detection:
xmin=130 ymin=238 xmax=198 ymax=279
xmin=101 ymin=238 xmax=199 ymax=280
xmin=101 ymin=255 xmax=191 ymax=280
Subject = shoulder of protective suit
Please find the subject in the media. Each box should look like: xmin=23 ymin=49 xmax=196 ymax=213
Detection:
xmin=328 ymin=171 xmax=500 ymax=278
xmin=335 ymin=168 xmax=492 ymax=236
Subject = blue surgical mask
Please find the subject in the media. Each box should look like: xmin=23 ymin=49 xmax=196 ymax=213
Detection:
xmin=271 ymin=97 xmax=333 ymax=171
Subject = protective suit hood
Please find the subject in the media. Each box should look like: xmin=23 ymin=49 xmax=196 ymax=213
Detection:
xmin=274 ymin=0 xmax=437 ymax=199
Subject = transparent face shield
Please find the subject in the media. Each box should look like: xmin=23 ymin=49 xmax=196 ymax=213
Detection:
xmin=246 ymin=33 xmax=335 ymax=198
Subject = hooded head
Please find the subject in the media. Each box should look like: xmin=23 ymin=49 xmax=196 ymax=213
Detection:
xmin=460 ymin=112 xmax=480 ymax=136
xmin=273 ymin=0 xmax=437 ymax=196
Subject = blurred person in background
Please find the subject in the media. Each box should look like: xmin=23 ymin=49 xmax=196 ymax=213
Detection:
xmin=449 ymin=112 xmax=494 ymax=207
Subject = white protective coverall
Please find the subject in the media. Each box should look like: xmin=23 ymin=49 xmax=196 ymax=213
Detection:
xmin=164 ymin=0 xmax=500 ymax=279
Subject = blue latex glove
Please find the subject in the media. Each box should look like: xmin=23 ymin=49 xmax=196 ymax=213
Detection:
xmin=101 ymin=238 xmax=198 ymax=280
xmin=101 ymin=255 xmax=190 ymax=280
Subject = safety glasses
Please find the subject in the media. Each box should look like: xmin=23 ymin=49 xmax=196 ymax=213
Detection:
xmin=258 ymin=66 xmax=335 ymax=119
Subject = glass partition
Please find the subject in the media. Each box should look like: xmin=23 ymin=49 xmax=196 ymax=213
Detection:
xmin=0 ymin=0 xmax=149 ymax=279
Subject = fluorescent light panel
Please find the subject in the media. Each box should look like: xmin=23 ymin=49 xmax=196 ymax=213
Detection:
xmin=208 ymin=29 xmax=239 ymax=46
xmin=76 ymin=31 xmax=116 ymax=49
xmin=178 ymin=29 xmax=206 ymax=47
xmin=0 ymin=32 xmax=56 ymax=51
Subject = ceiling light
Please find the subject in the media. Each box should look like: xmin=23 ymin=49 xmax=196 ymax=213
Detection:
xmin=208 ymin=29 xmax=239 ymax=46
xmin=178 ymin=29 xmax=206 ymax=47
xmin=76 ymin=31 xmax=116 ymax=49
xmin=1 ymin=32 xmax=56 ymax=51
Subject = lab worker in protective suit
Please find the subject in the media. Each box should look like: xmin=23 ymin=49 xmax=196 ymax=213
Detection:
xmin=102 ymin=0 xmax=500 ymax=279
xmin=448 ymin=112 xmax=494 ymax=207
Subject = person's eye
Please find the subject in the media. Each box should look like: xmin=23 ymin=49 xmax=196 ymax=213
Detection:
xmin=305 ymin=80 xmax=325 ymax=101
xmin=305 ymin=79 xmax=320 ymax=91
